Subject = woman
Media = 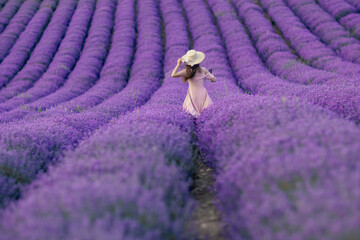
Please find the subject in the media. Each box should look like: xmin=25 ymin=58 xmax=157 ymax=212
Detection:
xmin=171 ymin=49 xmax=216 ymax=119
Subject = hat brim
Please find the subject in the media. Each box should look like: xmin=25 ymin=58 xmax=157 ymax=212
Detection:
xmin=181 ymin=51 xmax=205 ymax=65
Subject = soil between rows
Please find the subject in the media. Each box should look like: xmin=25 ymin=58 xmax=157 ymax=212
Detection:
xmin=186 ymin=119 xmax=226 ymax=240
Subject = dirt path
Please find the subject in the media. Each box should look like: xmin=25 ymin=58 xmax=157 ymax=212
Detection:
xmin=186 ymin=121 xmax=227 ymax=239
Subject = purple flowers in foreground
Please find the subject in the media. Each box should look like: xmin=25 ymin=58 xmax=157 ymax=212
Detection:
xmin=196 ymin=94 xmax=360 ymax=239
xmin=0 ymin=119 xmax=194 ymax=239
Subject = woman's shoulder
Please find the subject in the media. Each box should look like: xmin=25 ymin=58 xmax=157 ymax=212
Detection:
xmin=199 ymin=66 xmax=209 ymax=74
xmin=200 ymin=66 xmax=208 ymax=72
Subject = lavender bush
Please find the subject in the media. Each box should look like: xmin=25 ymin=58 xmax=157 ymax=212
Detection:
xmin=345 ymin=0 xmax=360 ymax=10
xmin=0 ymin=0 xmax=7 ymax=8
xmin=0 ymin=120 xmax=195 ymax=239
xmin=196 ymin=94 xmax=360 ymax=239
xmin=0 ymin=0 xmax=24 ymax=34
xmin=316 ymin=0 xmax=360 ymax=39
xmin=317 ymin=0 xmax=356 ymax=20
xmin=0 ymin=0 xmax=45 ymax=62
xmin=340 ymin=13 xmax=360 ymax=39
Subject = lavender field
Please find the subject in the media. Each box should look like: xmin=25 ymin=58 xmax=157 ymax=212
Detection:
xmin=0 ymin=0 xmax=359 ymax=239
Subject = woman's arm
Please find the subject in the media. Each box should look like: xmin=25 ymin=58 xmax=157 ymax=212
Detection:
xmin=171 ymin=58 xmax=186 ymax=78
xmin=204 ymin=68 xmax=216 ymax=82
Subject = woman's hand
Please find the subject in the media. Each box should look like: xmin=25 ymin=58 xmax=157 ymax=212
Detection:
xmin=177 ymin=57 xmax=182 ymax=65
xmin=171 ymin=58 xmax=185 ymax=78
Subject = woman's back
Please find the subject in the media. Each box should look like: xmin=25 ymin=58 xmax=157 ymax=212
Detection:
xmin=183 ymin=66 xmax=215 ymax=118
xmin=187 ymin=67 xmax=214 ymax=88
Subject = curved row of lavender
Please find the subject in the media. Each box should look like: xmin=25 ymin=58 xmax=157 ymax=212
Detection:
xmin=345 ymin=0 xmax=360 ymax=10
xmin=0 ymin=0 xmax=57 ymax=88
xmin=0 ymin=0 xmax=8 ymax=9
xmin=318 ymin=0 xmax=357 ymax=19
xmin=259 ymin=0 xmax=360 ymax=77
xmin=317 ymin=0 xmax=360 ymax=39
xmin=0 ymin=0 xmax=24 ymax=34
xmin=233 ymin=0 xmax=343 ymax=85
xmin=0 ymin=0 xmax=197 ymax=238
xmin=0 ymin=0 xmax=167 ymax=210
xmin=284 ymin=0 xmax=360 ymax=64
xmin=0 ymin=0 xmax=44 ymax=63
xmin=0 ymin=0 xmax=91 ymax=106
xmin=196 ymin=94 xmax=360 ymax=240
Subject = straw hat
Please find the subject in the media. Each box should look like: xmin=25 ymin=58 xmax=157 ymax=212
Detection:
xmin=181 ymin=49 xmax=205 ymax=66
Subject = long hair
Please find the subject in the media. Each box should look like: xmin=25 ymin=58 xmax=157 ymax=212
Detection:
xmin=182 ymin=64 xmax=202 ymax=83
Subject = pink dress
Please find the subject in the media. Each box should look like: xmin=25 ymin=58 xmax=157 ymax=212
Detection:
xmin=182 ymin=67 xmax=215 ymax=118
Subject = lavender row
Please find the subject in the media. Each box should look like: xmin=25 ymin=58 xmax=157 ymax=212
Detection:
xmin=0 ymin=0 xmax=23 ymax=34
xmin=0 ymin=0 xmax=163 ymax=209
xmin=0 ymin=0 xmax=42 ymax=63
xmin=345 ymin=0 xmax=360 ymax=10
xmin=0 ymin=119 xmax=194 ymax=239
xmin=0 ymin=0 xmax=8 ymax=8
xmin=195 ymin=94 xmax=360 ymax=240
xmin=0 ymin=0 xmax=90 ymax=106
xmin=284 ymin=0 xmax=360 ymax=64
xmin=340 ymin=13 xmax=360 ymax=39
xmin=317 ymin=0 xmax=360 ymax=39
xmin=234 ymin=0 xmax=340 ymax=85
xmin=0 ymin=0 xmax=195 ymax=237
xmin=0 ymin=0 xmax=56 ymax=88
xmin=317 ymin=0 xmax=356 ymax=19
xmin=181 ymin=0 xmax=241 ymax=98
xmin=213 ymin=0 xmax=360 ymax=122
xmin=259 ymin=0 xmax=360 ymax=77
